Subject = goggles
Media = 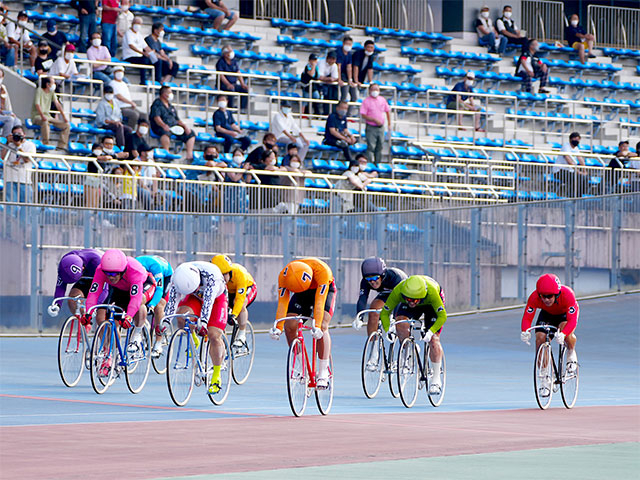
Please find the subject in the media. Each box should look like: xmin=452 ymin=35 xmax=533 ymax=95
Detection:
xmin=539 ymin=293 xmax=556 ymax=300
xmin=365 ymin=275 xmax=381 ymax=282
xmin=104 ymin=271 xmax=123 ymax=277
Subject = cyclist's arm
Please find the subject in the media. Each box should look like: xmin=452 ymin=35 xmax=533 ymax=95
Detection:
xmin=147 ymin=273 xmax=164 ymax=309
xmin=54 ymin=277 xmax=67 ymax=306
xmin=199 ymin=275 xmax=218 ymax=321
xmin=521 ymin=292 xmax=538 ymax=331
xmin=125 ymin=277 xmax=146 ymax=319
xmin=275 ymin=287 xmax=291 ymax=330
xmin=356 ymin=278 xmax=370 ymax=313
xmin=86 ymin=270 xmax=108 ymax=311
xmin=562 ymin=302 xmax=579 ymax=336
xmin=427 ymin=290 xmax=447 ymax=333
xmin=164 ymin=285 xmax=178 ymax=316
xmin=312 ymin=282 xmax=331 ymax=328
xmin=380 ymin=287 xmax=402 ymax=332
xmin=230 ymin=273 xmax=251 ymax=317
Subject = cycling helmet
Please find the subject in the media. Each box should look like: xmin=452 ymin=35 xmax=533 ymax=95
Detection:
xmin=172 ymin=263 xmax=201 ymax=295
xmin=536 ymin=274 xmax=561 ymax=296
xmin=361 ymin=256 xmax=386 ymax=278
xmin=278 ymin=261 xmax=313 ymax=293
xmin=402 ymin=276 xmax=427 ymax=300
xmin=58 ymin=253 xmax=84 ymax=283
xmin=211 ymin=254 xmax=233 ymax=275
xmin=100 ymin=249 xmax=127 ymax=273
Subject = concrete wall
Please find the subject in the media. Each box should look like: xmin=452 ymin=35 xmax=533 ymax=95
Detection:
xmin=1 ymin=65 xmax=36 ymax=121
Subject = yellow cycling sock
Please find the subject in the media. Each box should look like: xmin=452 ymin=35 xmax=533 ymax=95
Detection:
xmin=209 ymin=365 xmax=221 ymax=393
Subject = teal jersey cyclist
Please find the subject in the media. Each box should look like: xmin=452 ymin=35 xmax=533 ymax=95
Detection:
xmin=380 ymin=275 xmax=447 ymax=394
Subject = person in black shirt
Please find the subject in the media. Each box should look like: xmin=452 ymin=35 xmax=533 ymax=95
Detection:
xmin=71 ymin=0 xmax=97 ymax=53
xmin=324 ymin=101 xmax=357 ymax=163
xmin=213 ymin=94 xmax=251 ymax=153
xmin=565 ymin=14 xmax=595 ymax=64
xmin=301 ymin=53 xmax=320 ymax=116
xmin=244 ymin=132 xmax=277 ymax=168
xmin=149 ymin=85 xmax=196 ymax=161
xmin=145 ymin=23 xmax=179 ymax=83
xmin=42 ymin=19 xmax=68 ymax=59
xmin=515 ymin=39 xmax=549 ymax=93
xmin=216 ymin=44 xmax=248 ymax=111
xmin=351 ymin=40 xmax=376 ymax=87
xmin=495 ymin=6 xmax=527 ymax=49
xmin=125 ymin=119 xmax=152 ymax=160
xmin=34 ymin=40 xmax=54 ymax=76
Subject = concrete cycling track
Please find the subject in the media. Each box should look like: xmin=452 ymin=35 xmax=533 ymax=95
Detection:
xmin=1 ymin=293 xmax=638 ymax=479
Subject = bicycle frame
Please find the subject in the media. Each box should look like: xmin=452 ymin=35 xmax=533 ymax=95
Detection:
xmin=393 ymin=317 xmax=428 ymax=384
xmin=163 ymin=313 xmax=208 ymax=377
xmin=274 ymin=316 xmax=319 ymax=389
xmin=525 ymin=324 xmax=563 ymax=386
xmin=88 ymin=304 xmax=129 ymax=369
xmin=355 ymin=309 xmax=395 ymax=375
xmin=51 ymin=295 xmax=86 ymax=350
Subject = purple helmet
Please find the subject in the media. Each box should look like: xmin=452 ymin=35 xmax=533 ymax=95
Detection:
xmin=58 ymin=253 xmax=84 ymax=283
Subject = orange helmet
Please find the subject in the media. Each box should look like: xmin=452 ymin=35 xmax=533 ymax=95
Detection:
xmin=279 ymin=261 xmax=313 ymax=293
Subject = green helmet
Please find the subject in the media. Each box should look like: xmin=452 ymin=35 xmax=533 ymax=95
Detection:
xmin=402 ymin=276 xmax=427 ymax=300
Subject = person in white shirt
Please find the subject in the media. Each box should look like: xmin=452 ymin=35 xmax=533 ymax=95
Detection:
xmin=110 ymin=64 xmax=147 ymax=128
xmin=271 ymin=101 xmax=309 ymax=161
xmin=49 ymin=43 xmax=80 ymax=82
xmin=318 ymin=51 xmax=339 ymax=115
xmin=0 ymin=69 xmax=21 ymax=137
xmin=556 ymin=132 xmax=588 ymax=197
xmin=7 ymin=11 xmax=36 ymax=67
xmin=2 ymin=125 xmax=35 ymax=205
xmin=122 ymin=16 xmax=153 ymax=84
xmin=117 ymin=0 xmax=134 ymax=44
xmin=475 ymin=5 xmax=506 ymax=54
xmin=338 ymin=153 xmax=377 ymax=212
xmin=496 ymin=5 xmax=527 ymax=48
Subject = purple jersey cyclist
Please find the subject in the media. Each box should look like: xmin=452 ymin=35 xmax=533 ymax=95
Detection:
xmin=52 ymin=249 xmax=105 ymax=318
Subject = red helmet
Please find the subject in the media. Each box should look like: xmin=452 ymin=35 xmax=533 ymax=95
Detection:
xmin=536 ymin=274 xmax=561 ymax=296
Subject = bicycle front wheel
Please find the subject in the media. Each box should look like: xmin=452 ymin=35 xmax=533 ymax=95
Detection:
xmin=90 ymin=321 xmax=116 ymax=395
xmin=231 ymin=321 xmax=255 ymax=385
xmin=125 ymin=324 xmax=151 ymax=394
xmin=361 ymin=331 xmax=384 ymax=399
xmin=534 ymin=343 xmax=554 ymax=410
xmin=207 ymin=334 xmax=232 ymax=406
xmin=286 ymin=338 xmax=309 ymax=417
xmin=425 ymin=344 xmax=446 ymax=407
xmin=166 ymin=329 xmax=196 ymax=407
xmin=315 ymin=356 xmax=334 ymax=415
xmin=398 ymin=337 xmax=419 ymax=408
xmin=152 ymin=322 xmax=172 ymax=375
xmin=387 ymin=337 xmax=399 ymax=398
xmin=58 ymin=316 xmax=86 ymax=388
xmin=560 ymin=347 xmax=579 ymax=409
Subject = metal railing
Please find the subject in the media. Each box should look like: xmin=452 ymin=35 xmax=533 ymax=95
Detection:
xmin=522 ymin=0 xmax=565 ymax=43
xmin=254 ymin=0 xmax=329 ymax=23
xmin=588 ymin=4 xmax=640 ymax=49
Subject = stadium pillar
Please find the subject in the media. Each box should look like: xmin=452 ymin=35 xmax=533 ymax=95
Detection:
xmin=185 ymin=215 xmax=194 ymax=261
xmin=610 ymin=195 xmax=622 ymax=292
xmin=422 ymin=211 xmax=434 ymax=276
xmin=282 ymin=216 xmax=294 ymax=265
xmin=83 ymin=210 xmax=92 ymax=248
xmin=517 ymin=204 xmax=528 ymax=301
xmin=30 ymin=207 xmax=41 ymax=332
xmin=470 ymin=208 xmax=481 ymax=308
xmin=563 ymin=201 xmax=576 ymax=289
xmin=234 ymin=216 xmax=245 ymax=266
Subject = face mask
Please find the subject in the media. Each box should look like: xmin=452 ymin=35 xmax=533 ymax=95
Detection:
xmin=465 ymin=79 xmax=473 ymax=87
xmin=233 ymin=155 xmax=243 ymax=163
xmin=531 ymin=44 xmax=539 ymax=52
xmin=40 ymin=48 xmax=48 ymax=54
xmin=49 ymin=28 xmax=57 ymax=34
xmin=481 ymin=11 xmax=489 ymax=19
xmin=267 ymin=158 xmax=276 ymax=166
xmin=364 ymin=50 xmax=373 ymax=56
xmin=281 ymin=106 xmax=291 ymax=115
xmin=504 ymin=11 xmax=512 ymax=18
xmin=18 ymin=20 xmax=27 ymax=27
xmin=132 ymin=23 xmax=141 ymax=33
xmin=93 ymin=149 xmax=102 ymax=156
xmin=12 ymin=133 xmax=24 ymax=142
xmin=370 ymin=90 xmax=379 ymax=98
xmin=65 ymin=52 xmax=73 ymax=61
xmin=105 ymin=93 xmax=114 ymax=101
xmin=218 ymin=100 xmax=227 ymax=109
xmin=122 ymin=5 xmax=129 ymax=11
xmin=359 ymin=164 xmax=367 ymax=171
xmin=50 ymin=83 xmax=56 ymax=92
xmin=571 ymin=20 xmax=578 ymax=27
xmin=350 ymin=166 xmax=359 ymax=173
xmin=158 ymin=31 xmax=165 ymax=40
xmin=570 ymin=139 xmax=580 ymax=147
xmin=226 ymin=50 xmax=235 ymax=59
xmin=337 ymin=109 xmax=347 ymax=117
xmin=167 ymin=92 xmax=174 ymax=101
xmin=114 ymin=71 xmax=124 ymax=80
xmin=92 ymin=38 xmax=101 ymax=47
xmin=204 ymin=154 xmax=218 ymax=161
xmin=290 ymin=161 xmax=300 ymax=169
xmin=138 ymin=126 xmax=148 ymax=135
xmin=102 ymin=148 xmax=114 ymax=155
xmin=265 ymin=142 xmax=275 ymax=150
xmin=343 ymin=44 xmax=352 ymax=53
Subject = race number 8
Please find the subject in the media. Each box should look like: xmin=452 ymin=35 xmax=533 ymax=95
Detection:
xmin=89 ymin=282 xmax=99 ymax=293
xmin=131 ymin=285 xmax=139 ymax=296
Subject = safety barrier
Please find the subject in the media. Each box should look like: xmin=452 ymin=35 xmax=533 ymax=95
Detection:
xmin=588 ymin=4 xmax=640 ymax=49
xmin=521 ymin=0 xmax=565 ymax=44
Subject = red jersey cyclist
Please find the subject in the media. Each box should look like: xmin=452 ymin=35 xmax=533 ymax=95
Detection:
xmin=520 ymin=274 xmax=579 ymax=394
xmin=270 ymin=258 xmax=336 ymax=388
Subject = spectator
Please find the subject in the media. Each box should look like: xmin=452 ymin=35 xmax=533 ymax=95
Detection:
xmin=42 ymin=19 xmax=67 ymax=60
xmin=101 ymin=0 xmax=119 ymax=56
xmin=123 ymin=16 xmax=153 ymax=84
xmin=0 ymin=7 xmax=15 ymax=67
xmin=95 ymin=85 xmax=133 ymax=148
xmin=555 ymin=132 xmax=588 ymax=197
xmin=2 ymin=125 xmax=35 ymax=204
xmin=49 ymin=44 xmax=79 ymax=82
xmin=318 ymin=51 xmax=339 ymax=115
xmin=87 ymin=32 xmax=113 ymax=85
xmin=7 ymin=11 xmax=37 ymax=67
xmin=516 ymin=39 xmax=549 ymax=94
xmin=111 ymin=65 xmax=146 ymax=128
xmin=216 ymin=44 xmax=248 ymax=111
xmin=279 ymin=153 xmax=310 ymax=214
xmin=301 ymin=53 xmax=320 ymax=116
xmin=117 ymin=0 xmax=134 ymax=45
xmin=495 ymin=5 xmax=527 ymax=49
xmin=338 ymin=154 xmax=377 ymax=212
xmin=0 ymin=69 xmax=22 ymax=137
xmin=360 ymin=83 xmax=390 ymax=164
xmin=609 ymin=141 xmax=633 ymax=168
xmin=475 ymin=6 xmax=506 ymax=54
xmin=72 ymin=0 xmax=98 ymax=53
xmin=124 ymin=119 xmax=151 ymax=159
xmin=31 ymin=76 xmax=70 ymax=151
xmin=445 ymin=71 xmax=483 ymax=132
xmin=565 ymin=14 xmax=596 ymax=64
xmin=200 ymin=0 xmax=238 ymax=31
xmin=145 ymin=23 xmax=179 ymax=83
xmin=245 ymin=132 xmax=277 ymax=168
xmin=324 ymin=100 xmax=356 ymax=163
xmin=87 ymin=135 xmax=128 ymax=210
xmin=352 ymin=39 xmax=376 ymax=87
xmin=253 ymin=148 xmax=285 ymax=210
xmin=271 ymin=100 xmax=310 ymax=161
xmin=213 ymin=93 xmax=251 ymax=153
xmin=335 ymin=35 xmax=357 ymax=114
xmin=150 ymin=85 xmax=196 ymax=161
xmin=34 ymin=40 xmax=54 ymax=76
xmin=137 ymin=148 xmax=164 ymax=209
xmin=281 ymin=143 xmax=299 ymax=167
xmin=222 ymin=147 xmax=245 ymax=183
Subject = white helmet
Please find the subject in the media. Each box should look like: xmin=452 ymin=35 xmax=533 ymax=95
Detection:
xmin=172 ymin=263 xmax=201 ymax=295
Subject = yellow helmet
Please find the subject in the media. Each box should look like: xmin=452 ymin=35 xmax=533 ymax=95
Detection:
xmin=211 ymin=254 xmax=233 ymax=274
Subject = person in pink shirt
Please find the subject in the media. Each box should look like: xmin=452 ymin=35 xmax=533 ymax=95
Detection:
xmin=87 ymin=32 xmax=113 ymax=85
xmin=360 ymin=83 xmax=390 ymax=164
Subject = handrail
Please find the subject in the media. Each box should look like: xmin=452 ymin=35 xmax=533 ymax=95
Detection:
xmin=374 ymin=0 xmax=383 ymax=29
xmin=427 ymin=2 xmax=435 ymax=33
xmin=321 ymin=0 xmax=329 ymax=24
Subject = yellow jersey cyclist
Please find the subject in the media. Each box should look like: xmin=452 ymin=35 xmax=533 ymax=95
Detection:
xmin=211 ymin=254 xmax=258 ymax=350
xmin=380 ymin=275 xmax=447 ymax=395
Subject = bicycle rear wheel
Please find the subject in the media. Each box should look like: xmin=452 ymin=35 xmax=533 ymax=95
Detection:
xmin=425 ymin=344 xmax=446 ymax=407
xmin=166 ymin=329 xmax=195 ymax=407
xmin=207 ymin=334 xmax=232 ymax=405
xmin=560 ymin=347 xmax=579 ymax=409
xmin=534 ymin=343 xmax=554 ymax=410
xmin=58 ymin=316 xmax=86 ymax=388
xmin=286 ymin=338 xmax=308 ymax=417
xmin=90 ymin=322 xmax=116 ymax=394
xmin=152 ymin=322 xmax=172 ymax=375
xmin=361 ymin=331 xmax=384 ymax=399
xmin=125 ymin=324 xmax=151 ymax=394
xmin=315 ymin=356 xmax=334 ymax=415
xmin=387 ymin=337 xmax=399 ymax=398
xmin=231 ymin=321 xmax=255 ymax=385
xmin=398 ymin=337 xmax=419 ymax=408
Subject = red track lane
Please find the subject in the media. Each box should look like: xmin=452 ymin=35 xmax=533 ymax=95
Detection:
xmin=1 ymin=405 xmax=638 ymax=480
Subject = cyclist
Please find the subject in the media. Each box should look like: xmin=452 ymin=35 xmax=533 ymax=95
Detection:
xmin=520 ymin=273 xmax=579 ymax=395
xmin=270 ymin=258 xmax=336 ymax=388
xmin=164 ymin=261 xmax=228 ymax=395
xmin=211 ymin=254 xmax=257 ymax=350
xmin=357 ymin=256 xmax=407 ymax=336
xmin=136 ymin=255 xmax=174 ymax=358
xmin=380 ymin=275 xmax=447 ymax=395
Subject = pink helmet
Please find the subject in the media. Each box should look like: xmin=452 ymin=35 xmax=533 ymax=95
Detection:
xmin=100 ymin=249 xmax=128 ymax=273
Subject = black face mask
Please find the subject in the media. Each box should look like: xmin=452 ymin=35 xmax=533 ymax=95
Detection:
xmin=264 ymin=142 xmax=275 ymax=150
xmin=39 ymin=48 xmax=48 ymax=54
xmin=204 ymin=154 xmax=217 ymax=161
xmin=570 ymin=139 xmax=580 ymax=147
xmin=12 ymin=134 xmax=24 ymax=142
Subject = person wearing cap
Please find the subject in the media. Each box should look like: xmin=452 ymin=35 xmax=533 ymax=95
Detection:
xmin=216 ymin=44 xmax=248 ymax=111
xmin=71 ymin=0 xmax=98 ymax=53
xmin=34 ymin=40 xmax=54 ymax=76
xmin=475 ymin=5 xmax=506 ymax=54
xmin=516 ymin=39 xmax=549 ymax=94
xmin=445 ymin=71 xmax=484 ymax=132
xmin=7 ymin=11 xmax=36 ymax=67
xmin=213 ymin=93 xmax=251 ymax=153
xmin=49 ymin=43 xmax=80 ymax=83
xmin=150 ymin=85 xmax=196 ymax=162
xmin=318 ymin=50 xmax=339 ymax=115
xmin=110 ymin=64 xmax=146 ymax=128
xmin=360 ymin=82 xmax=390 ymax=164
xmin=95 ymin=84 xmax=133 ymax=148
xmin=100 ymin=0 xmax=119 ymax=56
xmin=123 ymin=16 xmax=153 ymax=84
xmin=31 ymin=76 xmax=70 ymax=151
xmin=42 ymin=19 xmax=68 ymax=60
xmin=271 ymin=100 xmax=310 ymax=161
xmin=300 ymin=53 xmax=320 ymax=116
xmin=87 ymin=32 xmax=113 ymax=85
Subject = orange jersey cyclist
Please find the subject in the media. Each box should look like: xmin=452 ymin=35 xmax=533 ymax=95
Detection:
xmin=270 ymin=257 xmax=336 ymax=388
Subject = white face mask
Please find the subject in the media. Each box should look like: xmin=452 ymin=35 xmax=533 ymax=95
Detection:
xmin=158 ymin=31 xmax=165 ymax=40
xmin=138 ymin=125 xmax=148 ymax=135
xmin=18 ymin=20 xmax=27 ymax=27
xmin=132 ymin=23 xmax=141 ymax=33
xmin=281 ymin=106 xmax=291 ymax=115
xmin=364 ymin=50 xmax=374 ymax=56
xmin=0 ymin=78 xmax=3 ymax=86
xmin=218 ymin=100 xmax=227 ymax=109
xmin=481 ymin=11 xmax=489 ymax=19
xmin=65 ymin=52 xmax=73 ymax=61
xmin=102 ymin=148 xmax=114 ymax=155
xmin=233 ymin=155 xmax=243 ymax=163
xmin=343 ymin=44 xmax=352 ymax=53
xmin=290 ymin=161 xmax=300 ymax=169
xmin=50 ymin=83 xmax=56 ymax=92
xmin=571 ymin=19 xmax=579 ymax=27
xmin=504 ymin=11 xmax=512 ymax=18
xmin=114 ymin=71 xmax=124 ymax=80
xmin=92 ymin=38 xmax=101 ymax=47
xmin=93 ymin=149 xmax=102 ymax=156
xmin=167 ymin=92 xmax=174 ymax=101
xmin=267 ymin=158 xmax=276 ymax=166
xmin=370 ymin=90 xmax=379 ymax=98
xmin=226 ymin=50 xmax=235 ymax=59
xmin=105 ymin=93 xmax=114 ymax=101
xmin=465 ymin=79 xmax=473 ymax=87
xmin=350 ymin=166 xmax=359 ymax=173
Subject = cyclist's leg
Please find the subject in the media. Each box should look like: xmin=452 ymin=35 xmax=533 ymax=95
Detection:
xmin=558 ymin=320 xmax=577 ymax=368
xmin=317 ymin=281 xmax=337 ymax=362
xmin=367 ymin=294 xmax=387 ymax=336
xmin=206 ymin=292 xmax=228 ymax=393
xmin=394 ymin=302 xmax=414 ymax=341
xmin=283 ymin=290 xmax=313 ymax=345
xmin=67 ymin=287 xmax=84 ymax=313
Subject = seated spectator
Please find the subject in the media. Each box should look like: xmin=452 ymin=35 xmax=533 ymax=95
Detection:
xmin=150 ymin=85 xmax=196 ymax=161
xmin=271 ymin=100 xmax=310 ymax=161
xmin=566 ymin=14 xmax=595 ymax=64
xmin=73 ymin=0 xmax=98 ymax=53
xmin=555 ymin=132 xmax=588 ymax=197
xmin=254 ymin=148 xmax=285 ymax=210
xmin=609 ymin=141 xmax=633 ymax=168
xmin=137 ymin=148 xmax=164 ymax=209
xmin=100 ymin=0 xmax=119 ymax=56
xmin=7 ymin=11 xmax=36 ymax=67
xmin=124 ymin=119 xmax=151 ymax=159
xmin=445 ymin=72 xmax=483 ymax=132
xmin=323 ymin=100 xmax=356 ymax=163
xmin=221 ymin=147 xmax=245 ymax=183
xmin=281 ymin=143 xmax=299 ymax=167
xmin=87 ymin=32 xmax=113 ymax=85
xmin=516 ymin=39 xmax=549 ymax=94
xmin=360 ymin=83 xmax=390 ymax=164
xmin=301 ymin=53 xmax=320 ymax=116
xmin=123 ymin=16 xmax=153 ymax=84
xmin=200 ymin=0 xmax=238 ymax=31
xmin=2 ymin=125 xmax=35 ymax=204
xmin=31 ymin=76 xmax=70 ymax=152
xmin=245 ymin=132 xmax=277 ymax=168
xmin=318 ymin=51 xmax=339 ymax=115
xmin=279 ymin=153 xmax=310 ymax=214
xmin=146 ymin=23 xmax=179 ymax=83
xmin=34 ymin=40 xmax=54 ymax=76
xmin=117 ymin=0 xmax=134 ymax=46
xmin=95 ymin=85 xmax=134 ymax=148
xmin=49 ymin=44 xmax=80 ymax=82
xmin=335 ymin=35 xmax=357 ymax=115
xmin=475 ymin=6 xmax=506 ymax=54
xmin=0 ymin=6 xmax=16 ymax=67
xmin=337 ymin=154 xmax=377 ymax=212
xmin=0 ymin=69 xmax=22 ymax=137
xmin=111 ymin=65 xmax=146 ymax=128
xmin=216 ymin=45 xmax=248 ymax=111
xmin=213 ymin=94 xmax=251 ymax=153
xmin=352 ymin=39 xmax=376 ymax=88
xmin=496 ymin=6 xmax=527 ymax=49
xmin=42 ymin=19 xmax=67 ymax=60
